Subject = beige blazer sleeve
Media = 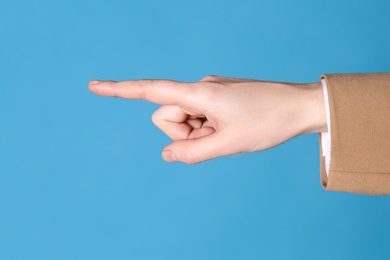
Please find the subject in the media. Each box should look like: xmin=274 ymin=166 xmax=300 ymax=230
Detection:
xmin=319 ymin=73 xmax=390 ymax=195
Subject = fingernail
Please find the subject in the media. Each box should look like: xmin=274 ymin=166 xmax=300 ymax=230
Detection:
xmin=89 ymin=80 xmax=104 ymax=85
xmin=162 ymin=150 xmax=178 ymax=162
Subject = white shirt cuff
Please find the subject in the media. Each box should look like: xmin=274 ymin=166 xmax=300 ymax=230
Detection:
xmin=321 ymin=79 xmax=331 ymax=176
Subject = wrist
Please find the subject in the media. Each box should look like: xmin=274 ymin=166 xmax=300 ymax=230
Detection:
xmin=298 ymin=82 xmax=328 ymax=134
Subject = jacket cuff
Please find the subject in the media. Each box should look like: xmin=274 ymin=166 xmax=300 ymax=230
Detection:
xmin=319 ymin=73 xmax=390 ymax=195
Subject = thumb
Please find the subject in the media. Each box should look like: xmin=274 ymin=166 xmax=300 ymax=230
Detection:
xmin=161 ymin=132 xmax=230 ymax=164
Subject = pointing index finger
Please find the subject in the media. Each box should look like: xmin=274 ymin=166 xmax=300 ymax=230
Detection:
xmin=89 ymin=79 xmax=196 ymax=106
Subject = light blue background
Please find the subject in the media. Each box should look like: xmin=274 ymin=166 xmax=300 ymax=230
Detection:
xmin=1 ymin=0 xmax=390 ymax=259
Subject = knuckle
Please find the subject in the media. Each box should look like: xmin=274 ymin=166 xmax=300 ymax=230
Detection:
xmin=194 ymin=82 xmax=223 ymax=103
xmin=201 ymin=75 xmax=219 ymax=82
xmin=140 ymin=80 xmax=156 ymax=99
xmin=105 ymin=81 xmax=118 ymax=96
xmin=140 ymin=79 xmax=157 ymax=85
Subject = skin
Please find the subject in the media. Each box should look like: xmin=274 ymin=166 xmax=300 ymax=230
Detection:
xmin=88 ymin=75 xmax=327 ymax=164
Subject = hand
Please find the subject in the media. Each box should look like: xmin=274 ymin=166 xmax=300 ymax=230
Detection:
xmin=89 ymin=75 xmax=327 ymax=164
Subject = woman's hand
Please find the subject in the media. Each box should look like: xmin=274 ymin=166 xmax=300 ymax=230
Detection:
xmin=89 ymin=75 xmax=326 ymax=164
